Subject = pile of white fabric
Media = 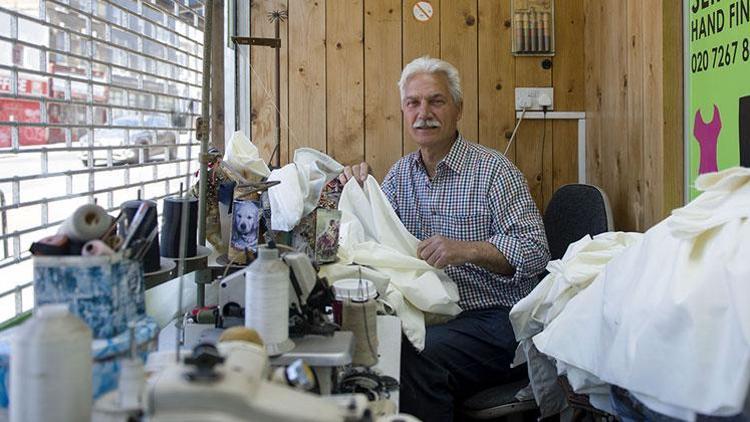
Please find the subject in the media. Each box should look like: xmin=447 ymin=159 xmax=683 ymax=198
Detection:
xmin=528 ymin=167 xmax=750 ymax=420
xmin=321 ymin=176 xmax=462 ymax=351
xmin=267 ymin=148 xmax=344 ymax=231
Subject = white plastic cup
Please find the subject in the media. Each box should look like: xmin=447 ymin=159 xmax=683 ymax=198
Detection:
xmin=331 ymin=279 xmax=377 ymax=325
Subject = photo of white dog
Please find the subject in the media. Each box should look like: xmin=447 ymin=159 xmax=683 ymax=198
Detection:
xmin=230 ymin=200 xmax=260 ymax=253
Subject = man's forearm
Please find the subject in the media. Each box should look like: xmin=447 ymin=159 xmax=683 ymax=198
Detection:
xmin=465 ymin=241 xmax=515 ymax=276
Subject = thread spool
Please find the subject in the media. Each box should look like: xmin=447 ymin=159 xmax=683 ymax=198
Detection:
xmin=160 ymin=196 xmax=198 ymax=259
xmin=120 ymin=200 xmax=160 ymax=273
xmin=82 ymin=239 xmax=114 ymax=256
xmin=10 ymin=304 xmax=92 ymax=422
xmin=342 ymin=298 xmax=379 ymax=367
xmin=59 ymin=203 xmax=111 ymax=242
xmin=245 ymin=245 xmax=294 ymax=356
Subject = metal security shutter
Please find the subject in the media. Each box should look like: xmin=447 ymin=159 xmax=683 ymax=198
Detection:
xmin=0 ymin=0 xmax=204 ymax=322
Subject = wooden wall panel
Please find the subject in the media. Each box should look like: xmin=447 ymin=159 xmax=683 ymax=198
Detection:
xmin=402 ymin=0 xmax=440 ymax=154
xmin=364 ymin=0 xmax=403 ymax=181
xmin=584 ymin=0 xmax=683 ymax=231
xmin=288 ymin=0 xmax=326 ymax=153
xmin=626 ymin=0 xmax=645 ymax=229
xmin=514 ymin=57 xmax=551 ymax=210
xmin=250 ymin=0 xmax=288 ymax=165
xmin=440 ymin=0 xmax=478 ymax=142
xmin=477 ymin=0 xmax=514 ymax=155
xmin=326 ymin=0 xmax=365 ymax=165
xmin=551 ymin=0 xmax=583 ymax=194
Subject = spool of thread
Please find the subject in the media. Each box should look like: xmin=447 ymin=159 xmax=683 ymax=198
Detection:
xmin=10 ymin=304 xmax=92 ymax=422
xmin=342 ymin=298 xmax=379 ymax=367
xmin=121 ymin=199 xmax=160 ymax=273
xmin=58 ymin=203 xmax=111 ymax=242
xmin=82 ymin=239 xmax=114 ymax=256
xmin=245 ymin=246 xmax=294 ymax=356
xmin=160 ymin=195 xmax=198 ymax=259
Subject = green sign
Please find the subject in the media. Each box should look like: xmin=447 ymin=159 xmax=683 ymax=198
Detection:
xmin=686 ymin=0 xmax=750 ymax=199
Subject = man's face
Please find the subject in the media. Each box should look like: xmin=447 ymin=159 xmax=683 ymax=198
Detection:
xmin=402 ymin=72 xmax=462 ymax=150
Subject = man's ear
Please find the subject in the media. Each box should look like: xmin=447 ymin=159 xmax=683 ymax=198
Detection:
xmin=456 ymin=101 xmax=463 ymax=121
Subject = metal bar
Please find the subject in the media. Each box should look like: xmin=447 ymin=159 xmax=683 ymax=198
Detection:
xmin=0 ymin=92 xmax=201 ymax=118
xmin=0 ymin=282 xmax=31 ymax=301
xmin=274 ymin=18 xmax=281 ymax=168
xmin=0 ymin=191 xmax=7 ymax=259
xmin=578 ymin=118 xmax=587 ymax=184
xmin=0 ymin=172 xmax=195 ymax=215
xmin=0 ymin=2 xmax=204 ymax=54
xmin=1 ymin=15 xmax=203 ymax=78
xmin=0 ymin=63 xmax=201 ymax=103
xmin=197 ymin=0 xmax=212 ymax=246
xmin=0 ymin=143 xmax=198 ymax=159
xmin=231 ymin=36 xmax=281 ymax=48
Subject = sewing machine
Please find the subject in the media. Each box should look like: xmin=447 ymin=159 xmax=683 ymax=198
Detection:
xmin=144 ymin=341 xmax=371 ymax=422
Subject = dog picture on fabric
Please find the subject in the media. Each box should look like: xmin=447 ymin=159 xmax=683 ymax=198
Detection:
xmin=231 ymin=200 xmax=260 ymax=253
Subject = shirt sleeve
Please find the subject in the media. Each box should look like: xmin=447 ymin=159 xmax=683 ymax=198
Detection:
xmin=486 ymin=165 xmax=550 ymax=281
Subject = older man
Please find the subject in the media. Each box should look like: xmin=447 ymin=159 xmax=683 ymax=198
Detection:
xmin=341 ymin=56 xmax=549 ymax=421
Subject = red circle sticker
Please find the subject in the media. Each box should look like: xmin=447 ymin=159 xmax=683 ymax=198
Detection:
xmin=413 ymin=1 xmax=433 ymax=22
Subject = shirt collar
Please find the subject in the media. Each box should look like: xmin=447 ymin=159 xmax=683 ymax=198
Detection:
xmin=411 ymin=133 xmax=468 ymax=175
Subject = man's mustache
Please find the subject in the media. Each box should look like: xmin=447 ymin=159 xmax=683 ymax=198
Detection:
xmin=413 ymin=118 xmax=441 ymax=129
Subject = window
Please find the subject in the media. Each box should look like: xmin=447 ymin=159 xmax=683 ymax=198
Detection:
xmin=0 ymin=0 xmax=205 ymax=322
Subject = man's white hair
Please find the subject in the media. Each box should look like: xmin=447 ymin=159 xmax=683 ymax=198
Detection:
xmin=398 ymin=56 xmax=462 ymax=105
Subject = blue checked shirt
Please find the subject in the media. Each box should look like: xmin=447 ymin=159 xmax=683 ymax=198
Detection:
xmin=381 ymin=134 xmax=550 ymax=310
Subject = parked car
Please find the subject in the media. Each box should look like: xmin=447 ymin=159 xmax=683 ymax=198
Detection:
xmin=79 ymin=115 xmax=177 ymax=165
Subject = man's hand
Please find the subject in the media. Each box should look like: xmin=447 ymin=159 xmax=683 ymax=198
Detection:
xmin=417 ymin=235 xmax=469 ymax=269
xmin=338 ymin=162 xmax=370 ymax=186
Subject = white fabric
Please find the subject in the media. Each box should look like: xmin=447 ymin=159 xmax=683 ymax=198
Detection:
xmin=509 ymin=231 xmax=641 ymax=417
xmin=510 ymin=231 xmax=643 ymax=342
xmin=267 ymin=148 xmax=344 ymax=231
xmin=223 ymin=130 xmax=271 ymax=179
xmin=336 ymin=176 xmax=462 ymax=351
xmin=532 ymin=167 xmax=750 ymax=420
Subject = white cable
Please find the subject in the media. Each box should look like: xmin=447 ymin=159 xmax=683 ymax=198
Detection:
xmin=504 ymin=107 xmax=527 ymax=156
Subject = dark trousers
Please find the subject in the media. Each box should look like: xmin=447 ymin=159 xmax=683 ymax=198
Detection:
xmin=399 ymin=307 xmax=521 ymax=422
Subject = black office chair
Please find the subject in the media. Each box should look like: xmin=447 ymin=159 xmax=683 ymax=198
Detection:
xmin=459 ymin=184 xmax=613 ymax=420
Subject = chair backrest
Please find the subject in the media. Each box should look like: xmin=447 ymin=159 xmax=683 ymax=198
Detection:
xmin=543 ymin=184 xmax=614 ymax=261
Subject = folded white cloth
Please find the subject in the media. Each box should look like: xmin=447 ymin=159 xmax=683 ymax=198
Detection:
xmin=223 ymin=130 xmax=271 ymax=179
xmin=533 ymin=166 xmax=750 ymax=420
xmin=267 ymin=148 xmax=344 ymax=231
xmin=336 ymin=176 xmax=462 ymax=351
xmin=509 ymin=231 xmax=641 ymax=417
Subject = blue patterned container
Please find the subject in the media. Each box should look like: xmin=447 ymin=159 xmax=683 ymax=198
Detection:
xmin=33 ymin=255 xmax=145 ymax=339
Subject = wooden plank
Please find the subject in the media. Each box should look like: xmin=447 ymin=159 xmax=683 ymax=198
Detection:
xmin=250 ymin=0 xmax=289 ymax=165
xmin=627 ymin=0 xmax=645 ymax=230
xmin=326 ymin=0 xmax=365 ymax=165
xmin=440 ymin=0 xmax=478 ymax=142
xmin=547 ymin=0 xmax=584 ymax=207
xmin=364 ymin=0 xmax=403 ymax=181
xmin=402 ymin=0 xmax=440 ymax=154
xmin=661 ymin=0 xmax=684 ymax=215
xmin=402 ymin=0 xmax=440 ymax=62
xmin=583 ymin=0 xmax=603 ymax=191
xmin=514 ymin=56 xmax=551 ymax=210
xmin=288 ymin=0 xmax=327 ymax=154
xmin=478 ymin=0 xmax=515 ymax=156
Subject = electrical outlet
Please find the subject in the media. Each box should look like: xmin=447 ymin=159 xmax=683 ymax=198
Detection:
xmin=515 ymin=87 xmax=554 ymax=111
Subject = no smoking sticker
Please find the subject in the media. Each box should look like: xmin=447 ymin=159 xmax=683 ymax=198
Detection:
xmin=413 ymin=1 xmax=433 ymax=22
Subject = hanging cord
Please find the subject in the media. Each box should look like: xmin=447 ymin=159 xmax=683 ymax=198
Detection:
xmin=504 ymin=107 xmax=528 ymax=156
